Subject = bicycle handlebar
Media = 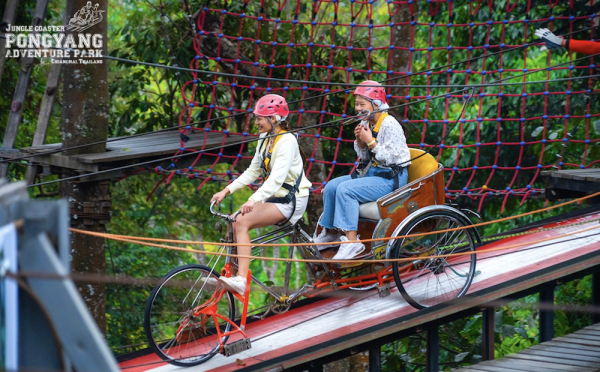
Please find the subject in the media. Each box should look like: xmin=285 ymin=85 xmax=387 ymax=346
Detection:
xmin=210 ymin=200 xmax=241 ymax=222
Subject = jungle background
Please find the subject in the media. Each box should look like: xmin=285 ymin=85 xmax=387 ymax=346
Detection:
xmin=1 ymin=0 xmax=599 ymax=370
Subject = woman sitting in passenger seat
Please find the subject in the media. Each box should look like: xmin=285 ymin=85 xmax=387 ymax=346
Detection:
xmin=314 ymin=81 xmax=411 ymax=260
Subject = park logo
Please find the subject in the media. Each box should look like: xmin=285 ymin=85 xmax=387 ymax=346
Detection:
xmin=67 ymin=2 xmax=105 ymax=32
xmin=2 ymin=2 xmax=104 ymax=65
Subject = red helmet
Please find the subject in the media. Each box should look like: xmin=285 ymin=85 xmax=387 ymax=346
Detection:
xmin=253 ymin=94 xmax=289 ymax=118
xmin=353 ymin=80 xmax=387 ymax=104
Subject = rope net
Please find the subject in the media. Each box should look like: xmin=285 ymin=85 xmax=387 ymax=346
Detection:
xmin=160 ymin=0 xmax=600 ymax=213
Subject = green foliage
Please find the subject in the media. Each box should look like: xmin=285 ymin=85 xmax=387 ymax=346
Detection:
xmin=106 ymin=0 xmax=203 ymax=137
xmin=554 ymin=275 xmax=593 ymax=336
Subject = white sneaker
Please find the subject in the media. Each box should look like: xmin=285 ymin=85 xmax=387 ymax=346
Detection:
xmin=200 ymin=276 xmax=220 ymax=290
xmin=313 ymin=228 xmax=342 ymax=251
xmin=332 ymin=236 xmax=365 ymax=260
xmin=219 ymin=275 xmax=248 ymax=295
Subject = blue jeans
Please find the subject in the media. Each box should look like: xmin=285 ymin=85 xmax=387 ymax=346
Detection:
xmin=320 ymin=166 xmax=409 ymax=231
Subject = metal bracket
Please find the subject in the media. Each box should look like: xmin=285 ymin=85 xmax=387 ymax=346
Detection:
xmin=378 ymin=284 xmax=390 ymax=298
xmin=407 ymin=201 xmax=419 ymax=214
xmin=222 ymin=338 xmax=252 ymax=357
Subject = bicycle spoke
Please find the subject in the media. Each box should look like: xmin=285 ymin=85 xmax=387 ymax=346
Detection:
xmin=144 ymin=265 xmax=236 ymax=366
xmin=394 ymin=212 xmax=477 ymax=309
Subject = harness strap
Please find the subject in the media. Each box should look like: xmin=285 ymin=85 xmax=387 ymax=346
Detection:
xmin=352 ymin=165 xmax=405 ymax=189
xmin=265 ymin=176 xmax=301 ymax=204
xmin=259 ymin=130 xmax=304 ymax=225
xmin=266 ymin=173 xmax=303 ymax=226
xmin=260 ymin=130 xmax=288 ymax=180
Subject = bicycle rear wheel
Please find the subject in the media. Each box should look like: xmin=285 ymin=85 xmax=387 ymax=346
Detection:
xmin=144 ymin=264 xmax=236 ymax=366
xmin=391 ymin=210 xmax=478 ymax=309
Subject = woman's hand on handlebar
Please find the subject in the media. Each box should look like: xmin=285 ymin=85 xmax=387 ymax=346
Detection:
xmin=240 ymin=200 xmax=255 ymax=215
xmin=211 ymin=189 xmax=230 ymax=205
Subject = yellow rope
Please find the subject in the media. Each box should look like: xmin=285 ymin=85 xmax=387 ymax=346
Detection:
xmin=70 ymin=190 xmax=600 ymax=248
xmin=72 ymin=222 xmax=600 ymax=264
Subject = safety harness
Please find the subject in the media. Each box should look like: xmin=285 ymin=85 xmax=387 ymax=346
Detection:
xmin=259 ymin=130 xmax=304 ymax=224
xmin=351 ymin=113 xmax=405 ymax=189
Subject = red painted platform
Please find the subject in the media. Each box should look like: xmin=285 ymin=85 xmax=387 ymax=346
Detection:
xmin=119 ymin=211 xmax=600 ymax=372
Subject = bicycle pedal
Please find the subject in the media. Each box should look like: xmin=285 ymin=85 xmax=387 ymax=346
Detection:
xmin=222 ymin=338 xmax=252 ymax=357
xmin=378 ymin=284 xmax=390 ymax=298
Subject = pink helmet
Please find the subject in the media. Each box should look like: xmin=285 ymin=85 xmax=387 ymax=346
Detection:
xmin=353 ymin=80 xmax=387 ymax=104
xmin=253 ymin=94 xmax=289 ymax=118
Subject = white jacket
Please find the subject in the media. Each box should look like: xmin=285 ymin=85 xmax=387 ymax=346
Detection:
xmin=226 ymin=132 xmax=312 ymax=203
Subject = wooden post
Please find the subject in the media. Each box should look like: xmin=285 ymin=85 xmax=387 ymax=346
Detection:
xmin=482 ymin=307 xmax=495 ymax=360
xmin=0 ymin=0 xmax=49 ymax=177
xmin=308 ymin=361 xmax=323 ymax=372
xmin=0 ymin=0 xmax=20 ymax=87
xmin=539 ymin=284 xmax=555 ymax=343
xmin=60 ymin=0 xmax=109 ymax=332
xmin=25 ymin=63 xmax=62 ymax=184
xmin=592 ymin=271 xmax=600 ymax=324
xmin=426 ymin=323 xmax=439 ymax=372
xmin=369 ymin=345 xmax=381 ymax=372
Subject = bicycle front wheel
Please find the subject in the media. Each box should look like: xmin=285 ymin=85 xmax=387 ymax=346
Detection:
xmin=144 ymin=264 xmax=236 ymax=366
xmin=391 ymin=210 xmax=478 ymax=309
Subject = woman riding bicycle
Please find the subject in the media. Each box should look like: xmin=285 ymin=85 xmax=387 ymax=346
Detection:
xmin=211 ymin=94 xmax=312 ymax=295
xmin=314 ymin=80 xmax=411 ymax=260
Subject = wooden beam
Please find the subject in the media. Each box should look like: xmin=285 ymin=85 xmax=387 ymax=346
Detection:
xmin=20 ymin=131 xmax=243 ymax=164
xmin=0 ymin=0 xmax=20 ymax=87
xmin=0 ymin=148 xmax=21 ymax=159
xmin=26 ymin=63 xmax=62 ymax=184
xmin=542 ymin=169 xmax=600 ymax=182
xmin=31 ymin=154 xmax=99 ymax=173
xmin=0 ymin=0 xmax=50 ymax=177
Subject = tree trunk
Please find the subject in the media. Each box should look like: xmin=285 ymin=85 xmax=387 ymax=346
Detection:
xmin=327 ymin=6 xmax=413 ymax=372
xmin=60 ymin=0 xmax=109 ymax=333
xmin=390 ymin=3 xmax=415 ymax=136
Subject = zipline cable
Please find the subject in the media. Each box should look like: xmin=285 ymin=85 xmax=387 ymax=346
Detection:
xmin=7 ymin=71 xmax=598 ymax=166
xmin=25 ymin=51 xmax=600 ymax=188
xmin=2 ymin=25 xmax=597 ymax=164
